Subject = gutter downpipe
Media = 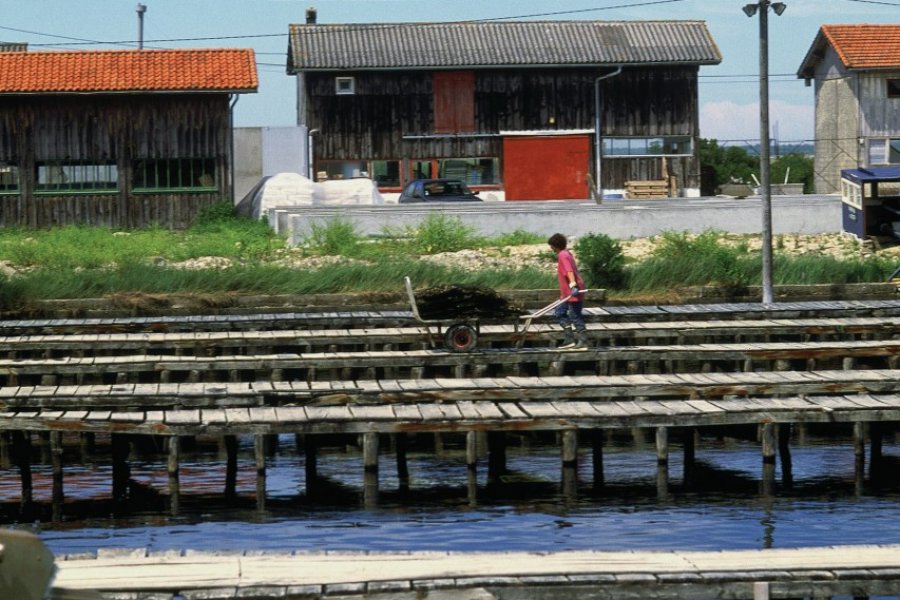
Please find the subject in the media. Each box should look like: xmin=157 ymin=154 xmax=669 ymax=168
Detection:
xmin=229 ymin=94 xmax=239 ymax=206
xmin=594 ymin=66 xmax=623 ymax=203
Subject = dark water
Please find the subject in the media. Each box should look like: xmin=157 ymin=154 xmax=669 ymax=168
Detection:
xmin=1 ymin=433 xmax=898 ymax=557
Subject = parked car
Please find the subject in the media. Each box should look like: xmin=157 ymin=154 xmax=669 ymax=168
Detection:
xmin=398 ymin=179 xmax=482 ymax=203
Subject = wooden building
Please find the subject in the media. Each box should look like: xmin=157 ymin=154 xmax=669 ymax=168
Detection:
xmin=798 ymin=25 xmax=900 ymax=194
xmin=287 ymin=16 xmax=721 ymax=200
xmin=0 ymin=49 xmax=257 ymax=228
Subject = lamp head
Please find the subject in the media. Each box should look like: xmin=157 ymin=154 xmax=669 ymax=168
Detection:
xmin=772 ymin=2 xmax=787 ymax=15
xmin=742 ymin=3 xmax=759 ymax=17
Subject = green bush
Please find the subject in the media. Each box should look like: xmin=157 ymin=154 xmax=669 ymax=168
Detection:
xmin=410 ymin=214 xmax=480 ymax=254
xmin=575 ymin=233 xmax=626 ymax=289
xmin=302 ymin=217 xmax=363 ymax=257
xmin=629 ymin=229 xmax=749 ymax=291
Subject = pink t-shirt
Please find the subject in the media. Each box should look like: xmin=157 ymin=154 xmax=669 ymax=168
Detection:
xmin=556 ymin=249 xmax=585 ymax=302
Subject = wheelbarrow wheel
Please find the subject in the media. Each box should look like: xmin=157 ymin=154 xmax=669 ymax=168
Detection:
xmin=444 ymin=323 xmax=478 ymax=352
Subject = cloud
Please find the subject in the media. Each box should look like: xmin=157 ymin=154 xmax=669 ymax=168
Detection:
xmin=700 ymin=100 xmax=814 ymax=143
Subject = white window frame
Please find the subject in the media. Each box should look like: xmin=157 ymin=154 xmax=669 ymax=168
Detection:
xmin=335 ymin=76 xmax=356 ymax=95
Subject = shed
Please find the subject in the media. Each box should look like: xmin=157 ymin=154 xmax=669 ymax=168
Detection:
xmin=287 ymin=18 xmax=721 ymax=201
xmin=798 ymin=25 xmax=900 ymax=194
xmin=0 ymin=48 xmax=258 ymax=228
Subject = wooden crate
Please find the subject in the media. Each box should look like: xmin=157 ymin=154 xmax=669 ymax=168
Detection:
xmin=625 ymin=179 xmax=669 ymax=199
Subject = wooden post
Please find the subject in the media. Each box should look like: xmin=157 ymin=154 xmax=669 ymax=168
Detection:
xmin=870 ymin=421 xmax=883 ymax=472
xmin=591 ymin=430 xmax=604 ymax=487
xmin=655 ymin=426 xmax=669 ymax=466
xmin=167 ymin=436 xmax=180 ymax=516
xmin=224 ymin=435 xmax=238 ymax=499
xmin=304 ymin=435 xmax=318 ymax=491
xmin=778 ymin=423 xmax=793 ymax=487
xmin=487 ymin=432 xmax=507 ymax=483
xmin=80 ymin=432 xmax=95 ymax=461
xmin=753 ymin=581 xmax=770 ymax=600
xmin=255 ymin=435 xmax=266 ymax=512
xmin=466 ymin=431 xmax=478 ymax=471
xmin=561 ymin=430 xmax=578 ymax=468
xmin=50 ymin=431 xmax=64 ymax=520
xmin=12 ymin=431 xmax=32 ymax=509
xmin=111 ymin=434 xmax=131 ymax=503
xmin=395 ymin=433 xmax=409 ymax=491
xmin=683 ymin=427 xmax=696 ymax=484
xmin=656 ymin=464 xmax=669 ymax=501
xmin=854 ymin=421 xmax=866 ymax=495
xmin=761 ymin=423 xmax=776 ymax=496
xmin=363 ymin=432 xmax=379 ymax=508
xmin=433 ymin=432 xmax=445 ymax=458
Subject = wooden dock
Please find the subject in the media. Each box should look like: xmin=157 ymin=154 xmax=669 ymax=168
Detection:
xmin=51 ymin=544 xmax=900 ymax=599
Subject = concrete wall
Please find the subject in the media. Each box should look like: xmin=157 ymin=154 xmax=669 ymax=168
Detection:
xmin=267 ymin=195 xmax=842 ymax=247
xmin=234 ymin=126 xmax=307 ymax=203
xmin=813 ymin=49 xmax=859 ymax=195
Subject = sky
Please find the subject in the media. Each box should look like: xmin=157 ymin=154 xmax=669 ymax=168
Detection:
xmin=1 ymin=0 xmax=898 ymax=147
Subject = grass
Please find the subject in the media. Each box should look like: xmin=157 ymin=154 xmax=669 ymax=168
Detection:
xmin=0 ymin=207 xmax=893 ymax=310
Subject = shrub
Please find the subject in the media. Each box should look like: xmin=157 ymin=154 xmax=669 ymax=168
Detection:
xmin=411 ymin=214 xmax=480 ymax=254
xmin=575 ymin=233 xmax=626 ymax=289
xmin=302 ymin=217 xmax=362 ymax=257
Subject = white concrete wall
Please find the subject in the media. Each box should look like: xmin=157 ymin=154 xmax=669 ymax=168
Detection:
xmin=234 ymin=126 xmax=307 ymax=204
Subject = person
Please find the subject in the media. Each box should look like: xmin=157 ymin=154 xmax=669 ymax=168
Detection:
xmin=548 ymin=233 xmax=588 ymax=350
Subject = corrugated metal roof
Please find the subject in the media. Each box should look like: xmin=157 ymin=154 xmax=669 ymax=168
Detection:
xmin=287 ymin=20 xmax=722 ymax=71
xmin=0 ymin=49 xmax=258 ymax=94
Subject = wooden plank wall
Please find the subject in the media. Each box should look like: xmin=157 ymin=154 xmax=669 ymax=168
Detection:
xmin=0 ymin=94 xmax=231 ymax=229
xmin=306 ymin=66 xmax=700 ymax=190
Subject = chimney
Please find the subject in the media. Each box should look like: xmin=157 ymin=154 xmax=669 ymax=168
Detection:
xmin=306 ymin=7 xmax=317 ymax=24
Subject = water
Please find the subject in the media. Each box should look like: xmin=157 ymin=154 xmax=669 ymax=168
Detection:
xmin=1 ymin=433 xmax=898 ymax=557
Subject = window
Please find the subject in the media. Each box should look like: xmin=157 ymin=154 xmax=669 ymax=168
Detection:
xmin=36 ymin=161 xmax=118 ymax=193
xmin=370 ymin=160 xmax=400 ymax=187
xmin=335 ymin=77 xmax=355 ymax=95
xmin=437 ymin=157 xmax=498 ymax=185
xmin=318 ymin=160 xmax=367 ymax=180
xmin=602 ymin=136 xmax=693 ymax=157
xmin=133 ymin=158 xmax=216 ymax=191
xmin=866 ymin=139 xmax=900 ymax=165
xmin=0 ymin=161 xmax=19 ymax=194
xmin=888 ymin=79 xmax=900 ymax=98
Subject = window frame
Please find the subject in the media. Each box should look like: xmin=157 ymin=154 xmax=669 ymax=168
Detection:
xmin=132 ymin=158 xmax=217 ymax=193
xmin=335 ymin=76 xmax=356 ymax=95
xmin=0 ymin=160 xmax=20 ymax=195
xmin=35 ymin=160 xmax=119 ymax=195
xmin=887 ymin=79 xmax=900 ymax=99
xmin=601 ymin=136 xmax=694 ymax=158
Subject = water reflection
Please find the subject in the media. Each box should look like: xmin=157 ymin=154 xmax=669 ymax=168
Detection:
xmin=0 ymin=433 xmax=895 ymax=556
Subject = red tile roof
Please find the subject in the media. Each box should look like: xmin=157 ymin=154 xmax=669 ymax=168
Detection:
xmin=822 ymin=24 xmax=900 ymax=69
xmin=0 ymin=48 xmax=258 ymax=94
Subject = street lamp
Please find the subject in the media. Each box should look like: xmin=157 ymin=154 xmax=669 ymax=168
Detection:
xmin=744 ymin=0 xmax=785 ymax=305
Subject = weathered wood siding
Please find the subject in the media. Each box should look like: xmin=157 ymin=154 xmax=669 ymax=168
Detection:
xmin=306 ymin=66 xmax=701 ymax=190
xmin=0 ymin=94 xmax=232 ymax=229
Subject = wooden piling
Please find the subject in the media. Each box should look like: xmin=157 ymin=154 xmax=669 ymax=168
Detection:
xmin=304 ymin=435 xmax=318 ymax=488
xmin=395 ymin=433 xmax=409 ymax=491
xmin=224 ymin=435 xmax=238 ymax=499
xmin=655 ymin=426 xmax=669 ymax=466
xmin=561 ymin=430 xmax=578 ymax=468
xmin=683 ymin=427 xmax=696 ymax=483
xmin=111 ymin=434 xmax=130 ymax=503
xmin=363 ymin=432 xmax=379 ymax=507
xmin=590 ymin=430 xmax=604 ymax=487
xmin=487 ymin=432 xmax=507 ymax=482
xmin=466 ymin=431 xmax=478 ymax=471
xmin=778 ymin=423 xmax=793 ymax=486
xmin=167 ymin=436 xmax=180 ymax=515
xmin=255 ymin=435 xmax=266 ymax=512
xmin=761 ymin=423 xmax=776 ymax=496
xmin=50 ymin=431 xmax=64 ymax=516
xmin=12 ymin=431 xmax=32 ymax=508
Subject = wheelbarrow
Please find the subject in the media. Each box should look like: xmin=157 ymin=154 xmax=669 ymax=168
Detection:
xmin=404 ymin=276 xmax=582 ymax=352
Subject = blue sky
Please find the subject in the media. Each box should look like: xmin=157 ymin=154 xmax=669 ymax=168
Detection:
xmin=1 ymin=0 xmax=898 ymax=145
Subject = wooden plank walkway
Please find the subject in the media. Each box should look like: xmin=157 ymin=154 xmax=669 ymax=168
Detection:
xmin=52 ymin=544 xmax=900 ymax=599
xmin=2 ymin=340 xmax=900 ymax=386
xmin=1 ymin=369 xmax=900 ymax=412
xmin=3 ymin=299 xmax=900 ymax=335
xmin=2 ymin=316 xmax=898 ymax=358
xmin=3 ymin=392 xmax=898 ymax=435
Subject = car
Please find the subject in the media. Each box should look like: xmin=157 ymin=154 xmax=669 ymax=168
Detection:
xmin=398 ymin=178 xmax=482 ymax=203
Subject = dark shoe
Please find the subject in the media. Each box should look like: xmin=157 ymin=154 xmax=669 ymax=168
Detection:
xmin=570 ymin=331 xmax=590 ymax=350
xmin=559 ymin=328 xmax=575 ymax=349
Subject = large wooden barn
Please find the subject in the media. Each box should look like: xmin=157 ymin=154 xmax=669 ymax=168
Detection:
xmin=0 ymin=48 xmax=257 ymax=228
xmin=287 ymin=16 xmax=721 ymax=200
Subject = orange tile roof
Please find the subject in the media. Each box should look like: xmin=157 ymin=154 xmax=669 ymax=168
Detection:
xmin=0 ymin=48 xmax=258 ymax=94
xmin=822 ymin=24 xmax=900 ymax=69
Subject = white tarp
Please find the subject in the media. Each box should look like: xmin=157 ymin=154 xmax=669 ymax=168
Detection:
xmin=236 ymin=172 xmax=386 ymax=220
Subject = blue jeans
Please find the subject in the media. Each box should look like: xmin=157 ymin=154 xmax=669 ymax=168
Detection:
xmin=554 ymin=298 xmax=585 ymax=331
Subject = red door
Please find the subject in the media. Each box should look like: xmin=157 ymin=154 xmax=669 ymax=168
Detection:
xmin=502 ymin=135 xmax=590 ymax=200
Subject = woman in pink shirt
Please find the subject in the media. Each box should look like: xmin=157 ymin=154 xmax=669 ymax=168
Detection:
xmin=548 ymin=233 xmax=588 ymax=350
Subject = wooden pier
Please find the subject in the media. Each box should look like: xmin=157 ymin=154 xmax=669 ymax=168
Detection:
xmin=51 ymin=544 xmax=900 ymax=599
xmin=1 ymin=299 xmax=899 ymax=599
